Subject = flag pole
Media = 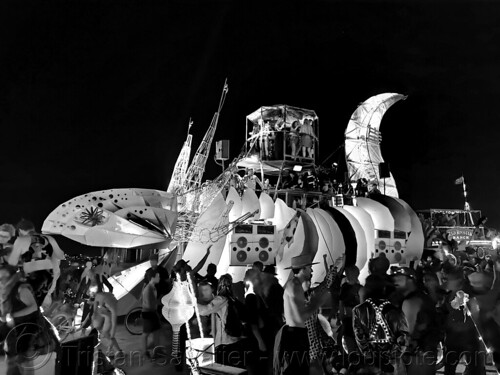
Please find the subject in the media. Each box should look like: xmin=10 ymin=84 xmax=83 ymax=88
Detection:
xmin=462 ymin=173 xmax=470 ymax=211
xmin=462 ymin=173 xmax=475 ymax=225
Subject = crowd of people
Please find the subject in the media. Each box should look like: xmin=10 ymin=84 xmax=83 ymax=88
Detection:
xmin=230 ymin=167 xmax=383 ymax=202
xmin=137 ymin=244 xmax=500 ymax=375
xmin=4 ymin=214 xmax=500 ymax=375
xmin=0 ymin=219 xmax=62 ymax=374
xmin=248 ymin=117 xmax=318 ymax=161
xmin=0 ymin=217 xmax=126 ymax=374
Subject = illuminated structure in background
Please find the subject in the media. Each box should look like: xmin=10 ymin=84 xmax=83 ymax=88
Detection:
xmin=171 ymin=80 xmax=231 ymax=245
xmin=42 ymin=92 xmax=426 ymax=301
xmin=182 ymin=98 xmax=425 ymax=287
xmin=168 ymin=119 xmax=193 ymax=195
xmin=181 ymin=80 xmax=228 ymax=212
xmin=345 ymin=93 xmax=407 ymax=198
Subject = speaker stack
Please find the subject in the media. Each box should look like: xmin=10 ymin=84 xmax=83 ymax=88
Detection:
xmin=230 ymin=224 xmax=276 ymax=266
xmin=374 ymin=229 xmax=392 ymax=258
xmin=215 ymin=140 xmax=230 ymax=161
xmin=390 ymin=230 xmax=407 ymax=264
xmin=379 ymin=162 xmax=391 ymax=178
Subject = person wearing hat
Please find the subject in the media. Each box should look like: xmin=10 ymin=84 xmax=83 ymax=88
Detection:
xmin=274 ymin=254 xmax=338 ymax=375
xmin=391 ymin=267 xmax=440 ymax=375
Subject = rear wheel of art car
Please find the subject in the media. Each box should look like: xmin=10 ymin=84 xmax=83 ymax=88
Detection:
xmin=125 ymin=307 xmax=143 ymax=335
xmin=51 ymin=314 xmax=72 ymax=342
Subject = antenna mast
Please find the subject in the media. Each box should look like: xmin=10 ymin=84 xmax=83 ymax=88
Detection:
xmin=167 ymin=119 xmax=193 ymax=194
xmin=183 ymin=79 xmax=229 ymax=192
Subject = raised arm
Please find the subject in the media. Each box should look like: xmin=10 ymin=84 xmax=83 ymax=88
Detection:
xmin=192 ymin=245 xmax=212 ymax=275
xmin=306 ymin=266 xmax=338 ymax=312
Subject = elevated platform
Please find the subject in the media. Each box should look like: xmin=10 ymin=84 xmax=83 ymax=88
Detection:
xmin=237 ymin=156 xmax=315 ymax=175
xmin=270 ymin=188 xmax=354 ymax=208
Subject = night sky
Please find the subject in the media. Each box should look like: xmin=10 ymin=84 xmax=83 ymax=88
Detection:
xmin=1 ymin=0 xmax=499 ymax=233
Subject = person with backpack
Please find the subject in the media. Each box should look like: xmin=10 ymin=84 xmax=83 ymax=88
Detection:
xmin=353 ymin=274 xmax=408 ymax=375
xmin=198 ymin=273 xmax=248 ymax=369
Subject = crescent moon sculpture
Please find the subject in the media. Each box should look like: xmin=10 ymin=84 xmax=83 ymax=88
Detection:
xmin=344 ymin=93 xmax=407 ymax=197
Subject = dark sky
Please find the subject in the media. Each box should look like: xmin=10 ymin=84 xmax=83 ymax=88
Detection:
xmin=1 ymin=0 xmax=499 ymax=231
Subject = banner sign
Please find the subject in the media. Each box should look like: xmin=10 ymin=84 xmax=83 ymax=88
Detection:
xmin=446 ymin=228 xmax=474 ymax=241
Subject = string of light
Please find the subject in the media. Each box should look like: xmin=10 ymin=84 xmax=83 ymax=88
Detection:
xmin=366 ymin=298 xmax=392 ymax=344
xmin=187 ymin=272 xmax=204 ymax=339
xmin=176 ymin=272 xmax=201 ymax=375
xmin=453 ymin=291 xmax=499 ymax=374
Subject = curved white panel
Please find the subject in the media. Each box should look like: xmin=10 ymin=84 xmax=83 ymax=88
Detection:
xmin=215 ymin=235 xmax=232 ymax=279
xmin=109 ymin=248 xmax=171 ymax=301
xmin=343 ymin=205 xmax=375 ymax=283
xmin=259 ymin=192 xmax=275 ymax=220
xmin=395 ymin=198 xmax=425 ymax=263
xmin=241 ymin=188 xmax=261 ymax=220
xmin=273 ymin=198 xmax=296 ymax=231
xmin=331 ymin=207 xmax=368 ymax=273
xmin=356 ymin=197 xmax=395 ymax=231
xmin=315 ymin=209 xmax=346 ymax=261
xmin=371 ymin=195 xmax=412 ymax=233
xmin=183 ymin=193 xmax=228 ymax=275
xmin=276 ymin=214 xmax=305 ymax=286
xmin=226 ymin=187 xmax=242 ymax=223
xmin=307 ymin=208 xmax=333 ymax=286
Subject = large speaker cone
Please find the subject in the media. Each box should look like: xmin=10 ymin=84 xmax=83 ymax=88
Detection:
xmin=237 ymin=237 xmax=248 ymax=248
xmin=394 ymin=241 xmax=402 ymax=251
xmin=259 ymin=237 xmax=269 ymax=248
xmin=236 ymin=251 xmax=247 ymax=262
